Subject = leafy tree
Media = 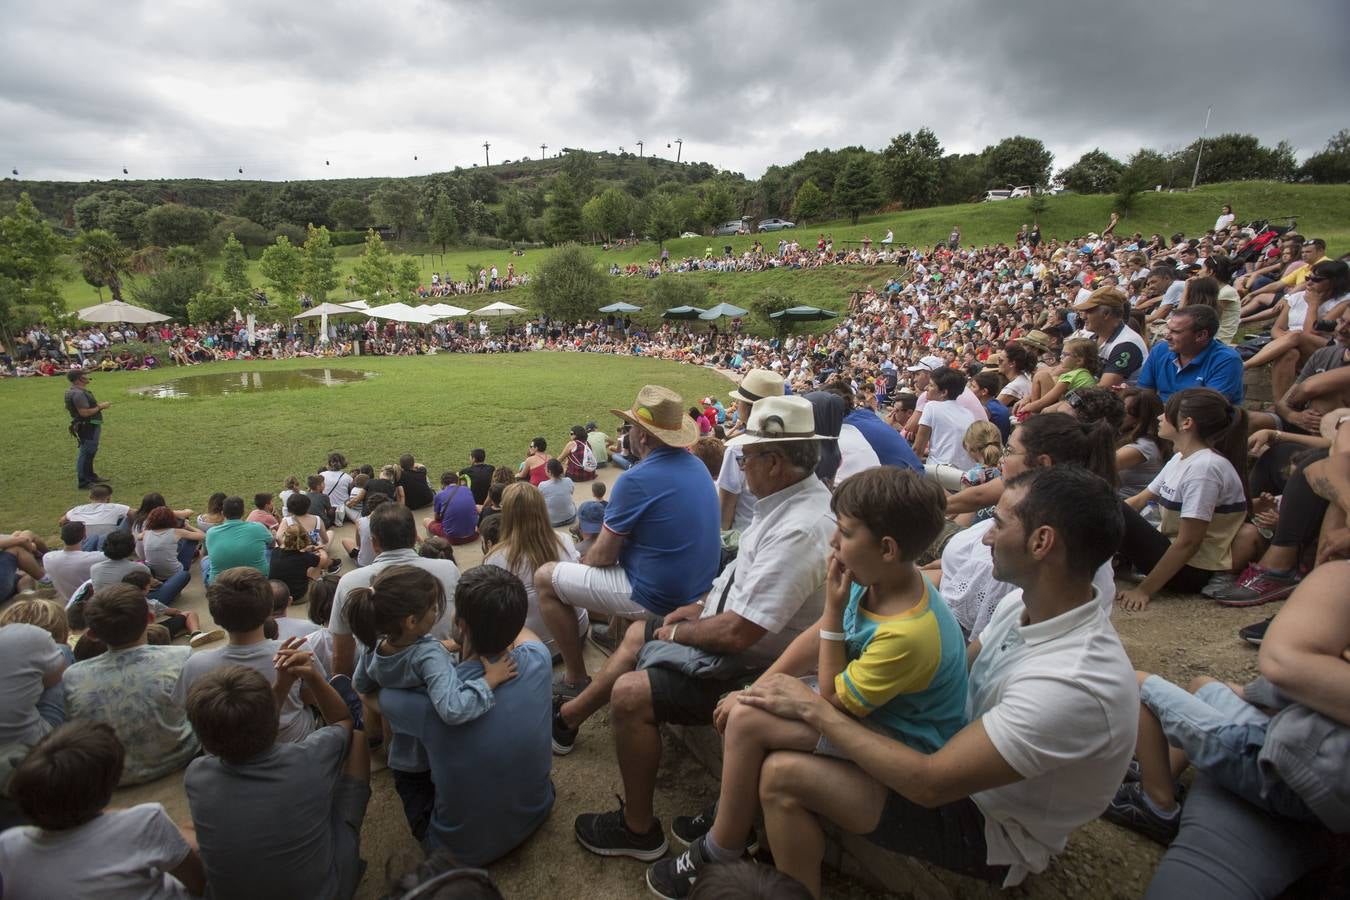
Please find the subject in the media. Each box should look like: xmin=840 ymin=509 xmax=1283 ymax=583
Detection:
xmin=372 ymin=185 xmax=419 ymax=240
xmin=1120 ymin=149 xmax=1175 ymax=192
xmin=1171 ymin=133 xmax=1296 ymax=186
xmin=74 ymin=190 xmax=148 ymax=243
xmin=74 ymin=229 xmax=130 ymax=301
xmin=1300 ymin=129 xmax=1350 ymax=183
xmin=130 ymin=246 xmax=208 ymax=321
xmin=832 ymin=156 xmax=882 ymax=224
xmin=188 ymin=234 xmax=253 ymax=323
xmin=648 ymin=275 xmax=708 ymax=312
xmin=699 ymin=185 xmax=737 ymax=231
xmin=1055 ymin=149 xmax=1124 ymax=194
xmin=581 ymin=195 xmax=606 ymax=242
xmin=562 ymin=149 xmax=598 ymax=198
xmin=259 ymin=236 xmax=304 ymax=312
xmin=880 ymin=128 xmax=943 ymax=208
xmin=301 ymin=225 xmax=339 ymax=303
xmin=427 ymin=192 xmax=459 ymax=253
xmin=544 ymin=175 xmax=585 ymax=244
xmin=353 ymin=229 xmax=395 ymax=303
xmin=235 ymin=191 xmax=273 ymax=227
xmin=267 ymin=183 xmax=331 ymax=229
xmin=498 ymin=190 xmax=531 ymax=243
xmin=791 ymin=178 xmax=828 ymax=224
xmin=207 ymin=216 xmax=270 ymax=257
xmin=531 ymin=244 xmax=613 ymax=320
xmin=937 ymin=152 xmax=988 ymax=204
xmin=644 ymin=193 xmax=682 ymax=249
xmin=220 ymin=233 xmax=252 ymax=298
xmin=0 ymin=193 xmax=67 ymax=334
xmin=327 ymin=197 xmax=370 ymax=230
xmin=592 ymin=187 xmax=636 ymax=241
xmin=984 ymin=135 xmax=1053 ymax=189
xmin=468 ymin=200 xmax=497 ymax=235
xmin=395 ymin=257 xmax=422 ymax=302
xmin=139 ymin=203 xmax=213 ymax=248
xmin=755 ymin=165 xmax=792 ymax=219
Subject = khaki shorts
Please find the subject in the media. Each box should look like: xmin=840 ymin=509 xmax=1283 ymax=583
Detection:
xmin=551 ymin=561 xmax=652 ymax=619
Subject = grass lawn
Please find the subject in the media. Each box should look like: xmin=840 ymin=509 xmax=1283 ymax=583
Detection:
xmin=1 ymin=353 xmax=732 ymax=537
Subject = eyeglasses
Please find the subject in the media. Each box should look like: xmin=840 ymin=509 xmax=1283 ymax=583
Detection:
xmin=735 ymin=449 xmax=780 ymax=469
xmin=1000 ymin=446 xmax=1025 ymax=460
xmin=1305 ymin=275 xmax=1326 ymax=284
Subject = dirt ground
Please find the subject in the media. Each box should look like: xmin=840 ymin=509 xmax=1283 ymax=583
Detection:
xmin=96 ymin=461 xmax=1275 ymax=899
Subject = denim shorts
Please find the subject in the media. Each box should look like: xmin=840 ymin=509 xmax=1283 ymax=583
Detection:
xmin=0 ymin=550 xmax=19 ymax=602
xmin=1140 ymin=676 xmax=1315 ymax=822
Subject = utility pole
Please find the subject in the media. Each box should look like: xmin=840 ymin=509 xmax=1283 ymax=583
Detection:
xmin=673 ymin=137 xmax=683 ymax=163
xmin=636 ymin=140 xmax=644 ymax=157
xmin=540 ymin=143 xmax=548 ymax=161
xmin=1190 ymin=106 xmax=1212 ymax=190
xmin=483 ymin=142 xmax=491 ymax=168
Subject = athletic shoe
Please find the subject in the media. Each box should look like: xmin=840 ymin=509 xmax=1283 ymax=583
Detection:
xmin=1122 ymin=759 xmax=1142 ymax=783
xmin=1212 ymin=565 xmax=1299 ymax=607
xmin=574 ymin=797 xmax=668 ymax=861
xmin=1239 ymin=617 xmax=1272 ymax=646
xmin=646 ymin=836 xmax=715 ymax=899
xmin=326 ymin=559 xmax=343 ymax=574
xmin=552 ymin=696 xmax=578 ymax=756
xmin=1101 ymin=782 xmax=1180 ymax=845
xmin=552 ymin=673 xmax=592 ymax=701
xmin=189 ymin=629 xmax=225 ymax=648
xmin=589 ymin=621 xmax=620 ymax=654
xmin=328 ymin=674 xmax=366 ymax=731
xmin=1200 ymin=571 xmax=1235 ymax=599
xmin=671 ymin=802 xmax=759 ymax=855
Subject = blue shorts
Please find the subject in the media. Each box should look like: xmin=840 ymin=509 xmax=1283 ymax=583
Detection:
xmin=1140 ymin=676 xmax=1315 ymax=822
xmin=0 ymin=550 xmax=19 ymax=602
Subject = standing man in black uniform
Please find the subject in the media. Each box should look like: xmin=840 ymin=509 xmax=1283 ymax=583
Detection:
xmin=64 ymin=371 xmax=111 ymax=489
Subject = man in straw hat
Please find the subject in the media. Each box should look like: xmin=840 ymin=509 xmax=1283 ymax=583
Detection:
xmin=536 ymin=385 xmax=721 ymax=700
xmin=1072 ymin=285 xmax=1147 ymax=389
xmin=717 ymin=368 xmax=786 ymax=531
xmin=561 ymin=394 xmax=836 ymax=864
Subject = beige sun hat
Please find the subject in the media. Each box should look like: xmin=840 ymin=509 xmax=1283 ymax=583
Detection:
xmin=726 ymin=396 xmax=837 ymax=447
xmin=611 ymin=385 xmax=700 ymax=448
xmin=729 ymin=368 xmax=786 ymax=404
xmin=1016 ymin=329 xmax=1056 ymax=353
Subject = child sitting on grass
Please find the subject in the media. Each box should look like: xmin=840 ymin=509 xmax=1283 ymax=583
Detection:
xmin=646 ymin=467 xmax=969 ymax=894
xmin=171 ymin=567 xmax=316 ymax=743
xmin=184 ymin=653 xmax=368 ymax=900
xmin=0 ymin=720 xmax=206 ymax=897
xmin=63 ymin=584 xmax=199 ymax=785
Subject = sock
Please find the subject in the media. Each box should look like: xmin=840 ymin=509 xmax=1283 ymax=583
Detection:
xmin=703 ymin=830 xmax=744 ymax=862
xmin=1140 ymin=789 xmax=1178 ymax=819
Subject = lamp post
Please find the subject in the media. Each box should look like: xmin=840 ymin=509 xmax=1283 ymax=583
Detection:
xmin=636 ymin=140 xmax=644 ymax=157
xmin=483 ymin=142 xmax=491 ymax=168
xmin=1190 ymin=106 xmax=1212 ymax=190
xmin=540 ymin=143 xmax=548 ymax=161
xmin=673 ymin=138 xmax=683 ymax=162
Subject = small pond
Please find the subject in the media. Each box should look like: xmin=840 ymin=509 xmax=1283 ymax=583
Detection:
xmin=129 ymin=368 xmax=376 ymax=399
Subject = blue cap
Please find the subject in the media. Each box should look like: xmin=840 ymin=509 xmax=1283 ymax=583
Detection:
xmin=578 ymin=501 xmax=606 ymax=535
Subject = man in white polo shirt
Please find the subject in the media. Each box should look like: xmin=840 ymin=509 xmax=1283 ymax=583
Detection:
xmin=58 ymin=484 xmax=130 ymax=550
xmin=736 ymin=465 xmax=1137 ymax=893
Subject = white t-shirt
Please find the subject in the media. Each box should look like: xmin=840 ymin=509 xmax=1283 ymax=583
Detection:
xmin=355 ymin=516 xmax=376 ymax=567
xmin=1148 ymin=449 xmax=1248 ymax=571
xmin=716 ymin=446 xmax=758 ymax=531
xmin=319 ymin=470 xmax=353 ymax=508
xmin=1000 ymin=373 xmax=1032 ymax=402
xmin=834 ymin=422 xmax=882 ymax=484
xmin=485 ymin=536 xmax=588 ymax=657
xmin=0 ymin=623 xmax=66 ymax=746
xmin=919 ymin=399 xmax=978 ymax=467
xmin=41 ymin=549 xmax=106 ymax=601
xmin=968 ymin=594 xmax=1138 ymax=886
xmin=63 ymin=502 xmax=130 ymax=536
xmin=0 ymin=803 xmax=193 ymax=900
xmin=915 ymin=387 xmax=989 ymax=422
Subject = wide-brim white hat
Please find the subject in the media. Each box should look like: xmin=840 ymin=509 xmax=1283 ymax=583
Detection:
xmin=726 ymin=396 xmax=837 ymax=447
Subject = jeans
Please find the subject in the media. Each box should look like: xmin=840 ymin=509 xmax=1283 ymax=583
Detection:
xmin=609 ymin=453 xmax=633 ymax=470
xmin=1140 ymin=677 xmax=1315 ymax=823
xmin=75 ymin=425 xmax=100 ymax=486
xmin=150 ymin=570 xmax=190 ymax=606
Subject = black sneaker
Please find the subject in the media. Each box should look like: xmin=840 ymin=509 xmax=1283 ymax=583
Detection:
xmin=1101 ymin=781 xmax=1180 ymax=845
xmin=552 ymin=673 xmax=592 ymax=701
xmin=574 ymin=797 xmax=668 ymax=861
xmin=671 ymin=802 xmax=759 ymax=855
xmin=1239 ymin=617 xmax=1272 ymax=646
xmin=326 ymin=558 xmax=343 ymax=574
xmin=589 ymin=621 xmax=620 ymax=654
xmin=646 ymin=835 xmax=716 ymax=899
xmin=552 ymin=696 xmax=578 ymax=756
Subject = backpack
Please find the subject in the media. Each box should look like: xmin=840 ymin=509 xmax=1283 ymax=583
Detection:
xmin=581 ymin=442 xmax=598 ymax=473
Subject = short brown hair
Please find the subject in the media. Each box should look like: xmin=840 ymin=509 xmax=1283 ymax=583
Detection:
xmin=186 ymin=666 xmax=279 ymax=763
xmin=831 ymin=467 xmax=947 ymax=561
xmin=8 ymin=720 xmax=125 ymax=829
xmin=207 ymin=567 xmax=273 ymax=633
xmin=84 ymin=584 xmax=149 ymax=648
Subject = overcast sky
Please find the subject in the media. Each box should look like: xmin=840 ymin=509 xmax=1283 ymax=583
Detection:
xmin=2 ymin=0 xmax=1346 ymax=184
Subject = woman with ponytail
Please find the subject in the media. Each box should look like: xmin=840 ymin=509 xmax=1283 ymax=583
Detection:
xmin=1116 ymin=388 xmax=1249 ymax=610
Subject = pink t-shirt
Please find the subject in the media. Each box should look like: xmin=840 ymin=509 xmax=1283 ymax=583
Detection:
xmin=246 ymin=509 xmax=279 ymax=529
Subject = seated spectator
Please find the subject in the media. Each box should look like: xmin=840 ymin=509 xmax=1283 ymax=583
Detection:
xmin=738 ymin=465 xmax=1135 ymax=895
xmin=245 ymin=492 xmax=278 ymax=529
xmin=1116 ymin=387 xmax=1170 ymax=501
xmin=1242 ymin=260 xmax=1350 ymax=401
xmin=57 ymin=483 xmax=129 ymax=549
xmin=959 ymin=421 xmax=1004 ymax=490
xmin=719 ymin=370 xmax=788 ymax=531
xmin=1138 ymin=305 xmax=1244 ymax=404
xmin=585 ymin=421 xmax=610 ymax=468
xmin=561 ymin=425 xmax=598 ymax=482
xmin=173 ymin=568 xmax=315 ymax=744
xmin=425 ymin=471 xmax=479 ymax=545
xmin=396 ymin=453 xmax=436 ymax=510
xmin=141 ymin=506 xmax=205 ymax=606
xmin=41 ymin=521 xmax=105 ymax=602
xmin=459 ymin=448 xmax=495 ymax=506
xmin=539 ymin=459 xmax=578 ymax=527
xmin=971 ymin=370 xmax=1011 ymax=442
xmin=319 ymin=452 xmax=355 ymax=524
xmin=203 ymin=496 xmax=273 ymax=578
xmin=0 ymin=615 xmax=68 ymax=756
xmin=573 ymin=498 xmax=606 ymax=557
xmin=485 ymin=483 xmax=589 ymax=661
xmin=1015 ymin=337 xmax=1100 ymax=417
xmin=647 ymin=468 xmax=965 ymax=895
xmin=519 ymin=437 xmax=551 ymax=486
xmin=278 ymin=491 xmax=329 ymax=551
xmin=0 ymin=530 xmax=46 ymax=602
xmin=0 ymin=720 xmax=206 ymax=897
xmin=377 ymin=566 xmax=553 ymax=865
xmin=1117 ymin=388 xmax=1250 ymax=610
xmin=276 ymin=477 xmax=301 ymax=513
xmin=270 ymin=523 xmax=335 ymax=602
xmin=301 ymin=574 xmax=341 ymax=676
xmin=184 ymin=655 xmax=368 ymax=900
xmin=915 ymin=368 xmax=978 ymax=489
xmin=63 ymin=584 xmax=199 ymax=784
xmin=342 ymin=491 xmax=388 ymax=566
xmin=304 ymin=474 xmax=337 ymax=529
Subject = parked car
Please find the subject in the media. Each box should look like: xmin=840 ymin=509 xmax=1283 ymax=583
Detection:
xmin=756 ymin=217 xmax=795 ymax=232
xmin=679 ymin=231 xmax=700 ymax=239
xmin=714 ymin=218 xmax=750 ymax=236
xmin=1009 ymin=185 xmax=1034 ymax=198
xmin=982 ymin=190 xmax=1012 ymax=202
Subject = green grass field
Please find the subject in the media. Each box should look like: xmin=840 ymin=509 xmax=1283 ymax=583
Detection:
xmin=56 ymin=181 xmax=1350 ymax=319
xmin=1 ymin=353 xmax=731 ymax=537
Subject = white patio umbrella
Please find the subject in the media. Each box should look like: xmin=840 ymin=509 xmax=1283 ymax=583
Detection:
xmin=472 ymin=301 xmax=527 ymax=318
xmin=78 ymin=299 xmax=171 ymax=324
xmin=344 ymin=299 xmax=371 ymax=310
xmin=293 ymin=302 xmax=364 ymax=343
xmin=420 ymin=303 xmax=469 ymax=318
xmin=366 ymin=302 xmax=440 ymax=324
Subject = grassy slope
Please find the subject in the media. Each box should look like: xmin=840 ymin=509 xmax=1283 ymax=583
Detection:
xmin=58 ymin=181 xmax=1350 ymax=320
xmin=2 ymin=354 xmax=731 ymax=536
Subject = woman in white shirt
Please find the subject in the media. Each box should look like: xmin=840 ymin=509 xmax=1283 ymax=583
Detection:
xmin=1241 ymin=261 xmax=1350 ymax=401
xmin=915 ymin=368 xmax=977 ymax=490
xmin=1214 ymin=204 xmax=1235 ymax=232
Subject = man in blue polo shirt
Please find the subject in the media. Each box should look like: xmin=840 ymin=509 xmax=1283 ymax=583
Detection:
xmin=1138 ymin=305 xmax=1244 ymax=404
xmin=535 ymin=384 xmax=720 ymax=697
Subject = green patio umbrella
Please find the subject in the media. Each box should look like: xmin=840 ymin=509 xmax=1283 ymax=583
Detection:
xmin=769 ymin=305 xmax=839 ymax=321
xmin=661 ymin=306 xmax=708 ymax=320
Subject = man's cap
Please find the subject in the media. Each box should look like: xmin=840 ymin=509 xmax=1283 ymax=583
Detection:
xmin=1072 ymin=286 xmax=1126 ymax=313
xmin=577 ymin=501 xmax=606 ymax=535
